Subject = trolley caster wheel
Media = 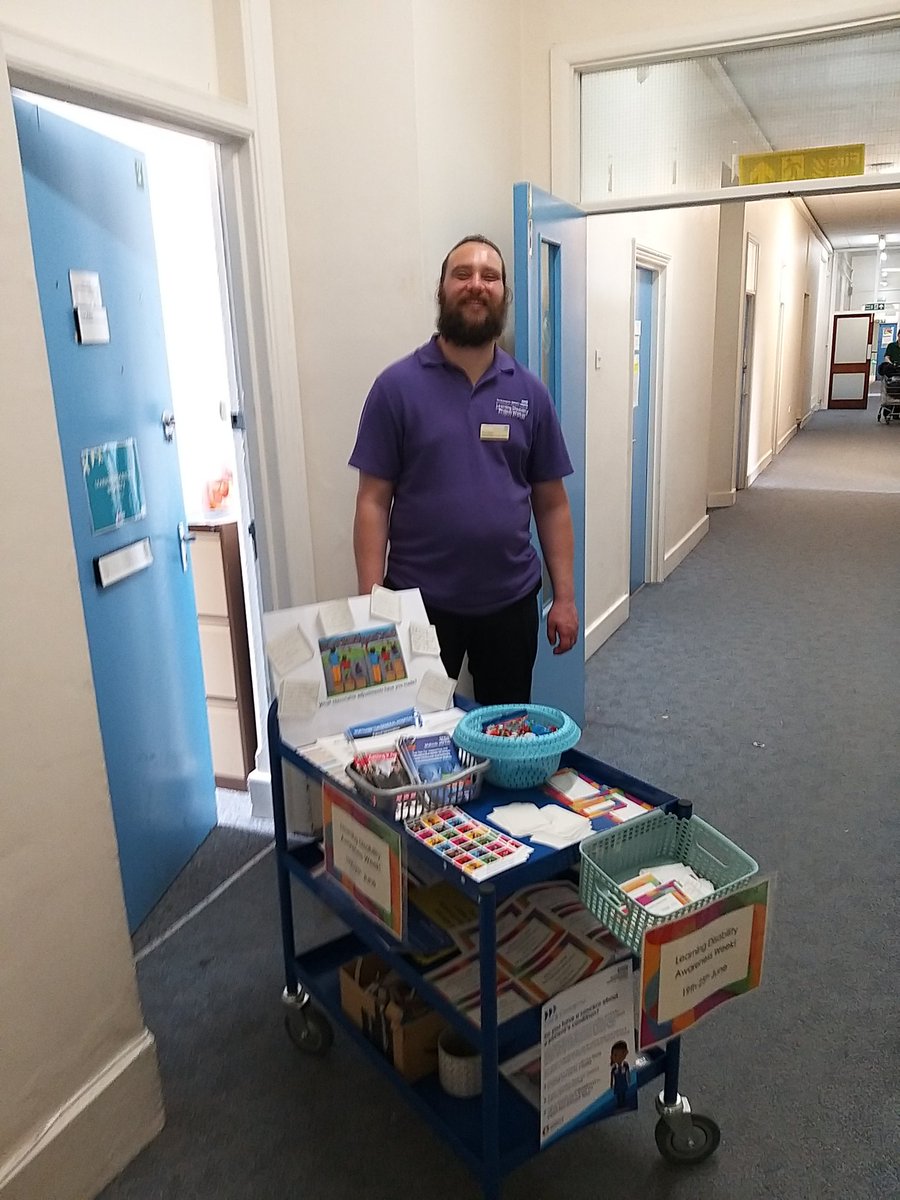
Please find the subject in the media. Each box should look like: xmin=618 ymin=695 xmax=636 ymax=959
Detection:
xmin=284 ymin=1006 xmax=334 ymax=1056
xmin=655 ymin=1113 xmax=720 ymax=1164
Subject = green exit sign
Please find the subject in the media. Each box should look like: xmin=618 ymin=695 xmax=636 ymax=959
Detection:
xmin=864 ymin=303 xmax=886 ymax=311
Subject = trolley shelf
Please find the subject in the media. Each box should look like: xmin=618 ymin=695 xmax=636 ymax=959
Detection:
xmin=289 ymin=931 xmax=669 ymax=1178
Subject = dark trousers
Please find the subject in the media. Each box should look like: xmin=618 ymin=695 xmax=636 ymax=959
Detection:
xmin=422 ymin=586 xmax=541 ymax=705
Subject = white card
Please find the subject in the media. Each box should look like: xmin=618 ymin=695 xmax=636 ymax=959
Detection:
xmin=318 ymin=598 xmax=355 ymax=637
xmin=410 ymin=622 xmax=441 ymax=656
xmin=278 ymin=677 xmax=321 ymax=720
xmin=370 ymin=585 xmax=403 ymax=623
xmin=416 ymin=669 xmax=455 ymax=712
xmin=266 ymin=625 xmax=313 ymax=677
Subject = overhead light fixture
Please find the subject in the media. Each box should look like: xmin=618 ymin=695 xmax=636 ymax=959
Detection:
xmin=881 ymin=250 xmax=887 ymax=261
xmin=878 ymin=234 xmax=886 ymax=250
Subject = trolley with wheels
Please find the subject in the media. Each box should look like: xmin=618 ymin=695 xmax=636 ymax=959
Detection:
xmin=268 ymin=699 xmax=746 ymax=1197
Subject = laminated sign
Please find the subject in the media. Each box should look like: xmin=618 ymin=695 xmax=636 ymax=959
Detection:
xmin=638 ymin=877 xmax=769 ymax=1050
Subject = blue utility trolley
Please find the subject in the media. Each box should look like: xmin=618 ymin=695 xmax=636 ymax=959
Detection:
xmin=269 ymin=701 xmax=723 ymax=1199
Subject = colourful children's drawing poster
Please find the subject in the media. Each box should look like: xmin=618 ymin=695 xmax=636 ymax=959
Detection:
xmin=638 ymin=877 xmax=769 ymax=1050
xmin=320 ymin=625 xmax=407 ymax=697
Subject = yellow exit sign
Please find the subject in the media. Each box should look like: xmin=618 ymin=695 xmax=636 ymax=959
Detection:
xmin=738 ymin=143 xmax=865 ymax=186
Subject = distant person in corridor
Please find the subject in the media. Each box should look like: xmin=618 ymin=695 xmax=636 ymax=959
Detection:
xmin=349 ymin=235 xmax=578 ymax=704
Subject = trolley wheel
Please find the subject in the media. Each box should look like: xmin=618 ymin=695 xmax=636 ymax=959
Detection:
xmin=284 ymin=1006 xmax=334 ymax=1056
xmin=654 ymin=1113 xmax=721 ymax=1164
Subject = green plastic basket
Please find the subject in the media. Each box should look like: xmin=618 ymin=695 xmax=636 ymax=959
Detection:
xmin=579 ymin=809 xmax=758 ymax=954
xmin=452 ymin=704 xmax=581 ymax=789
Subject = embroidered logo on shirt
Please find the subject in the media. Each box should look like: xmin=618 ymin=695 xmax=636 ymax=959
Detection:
xmin=496 ymin=397 xmax=528 ymax=420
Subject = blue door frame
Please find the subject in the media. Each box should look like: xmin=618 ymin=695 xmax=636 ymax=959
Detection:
xmin=630 ymin=268 xmax=654 ymax=593
xmin=513 ymin=183 xmax=586 ymax=726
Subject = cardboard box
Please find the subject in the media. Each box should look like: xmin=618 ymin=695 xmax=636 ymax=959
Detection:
xmin=339 ymin=954 xmax=445 ymax=1082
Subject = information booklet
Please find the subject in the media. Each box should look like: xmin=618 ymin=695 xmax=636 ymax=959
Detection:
xmin=398 ymin=732 xmax=463 ymax=783
xmin=425 ymin=880 xmax=627 ymax=1026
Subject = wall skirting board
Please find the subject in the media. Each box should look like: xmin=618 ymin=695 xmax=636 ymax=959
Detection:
xmin=707 ymin=489 xmax=737 ymax=507
xmin=747 ymin=449 xmax=773 ymax=487
xmin=0 ymin=1032 xmax=162 ymax=1200
xmin=776 ymin=424 xmax=798 ymax=455
xmin=663 ymin=513 xmax=709 ymax=579
xmin=584 ymin=593 xmax=629 ymax=660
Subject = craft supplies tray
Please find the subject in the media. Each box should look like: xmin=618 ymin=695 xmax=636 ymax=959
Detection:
xmin=579 ymin=809 xmax=758 ymax=953
xmin=344 ymin=749 xmax=490 ymax=821
xmin=452 ymin=703 xmax=581 ymax=789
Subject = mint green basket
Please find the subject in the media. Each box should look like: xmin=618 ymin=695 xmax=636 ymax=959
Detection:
xmin=579 ymin=810 xmax=758 ymax=953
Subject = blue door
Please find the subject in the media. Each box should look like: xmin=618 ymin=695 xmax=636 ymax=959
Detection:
xmin=513 ymin=183 xmax=586 ymax=726
xmin=15 ymin=97 xmax=216 ymax=930
xmin=630 ymin=268 xmax=654 ymax=593
xmin=876 ymin=321 xmax=897 ymax=372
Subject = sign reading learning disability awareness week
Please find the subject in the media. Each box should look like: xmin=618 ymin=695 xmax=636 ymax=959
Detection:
xmin=638 ymin=878 xmax=769 ymax=1050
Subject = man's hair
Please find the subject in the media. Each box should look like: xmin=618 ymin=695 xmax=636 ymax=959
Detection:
xmin=439 ymin=235 xmax=507 ymax=288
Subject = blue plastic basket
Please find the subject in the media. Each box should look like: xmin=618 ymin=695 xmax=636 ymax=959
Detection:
xmin=452 ymin=704 xmax=581 ymax=789
xmin=579 ymin=810 xmax=758 ymax=953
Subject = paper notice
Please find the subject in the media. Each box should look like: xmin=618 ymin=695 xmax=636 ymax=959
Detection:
xmin=416 ymin=669 xmax=455 ymax=712
xmin=266 ymin=625 xmax=313 ymax=677
xmin=540 ymin=961 xmax=636 ymax=1146
xmin=410 ymin=622 xmax=442 ymax=656
xmin=318 ymin=598 xmax=355 ymax=637
xmin=278 ymin=678 xmax=321 ymax=720
xmin=69 ymin=270 xmax=102 ymax=308
xmin=370 ymin=586 xmax=403 ymax=623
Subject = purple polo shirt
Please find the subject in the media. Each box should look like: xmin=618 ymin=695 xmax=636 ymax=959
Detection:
xmin=349 ymin=336 xmax=573 ymax=614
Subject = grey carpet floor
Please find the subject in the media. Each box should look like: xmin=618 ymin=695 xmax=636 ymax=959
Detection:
xmin=102 ymin=403 xmax=900 ymax=1200
xmin=131 ymin=825 xmax=273 ymax=956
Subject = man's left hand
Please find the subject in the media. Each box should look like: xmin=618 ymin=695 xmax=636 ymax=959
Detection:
xmin=546 ymin=599 xmax=579 ymax=655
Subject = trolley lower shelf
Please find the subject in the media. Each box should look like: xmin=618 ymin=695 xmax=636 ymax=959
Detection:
xmin=287 ymin=933 xmax=669 ymax=1179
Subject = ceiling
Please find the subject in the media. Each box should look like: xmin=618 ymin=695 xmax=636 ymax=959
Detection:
xmin=803 ymin=189 xmax=900 ymax=250
xmin=718 ymin=24 xmax=900 ymax=249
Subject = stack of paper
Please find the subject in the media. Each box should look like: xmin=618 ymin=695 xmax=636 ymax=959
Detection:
xmin=617 ymin=862 xmax=714 ymax=916
xmin=486 ymin=802 xmax=593 ymax=848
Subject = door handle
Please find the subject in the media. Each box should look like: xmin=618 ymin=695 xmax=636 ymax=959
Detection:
xmin=178 ymin=521 xmax=196 ymax=573
xmin=161 ymin=411 xmax=177 ymax=441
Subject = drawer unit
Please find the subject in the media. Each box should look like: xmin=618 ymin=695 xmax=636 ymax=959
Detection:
xmin=190 ymin=521 xmax=257 ymax=789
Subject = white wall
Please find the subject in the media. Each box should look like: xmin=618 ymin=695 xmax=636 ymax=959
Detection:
xmin=0 ymin=2 xmax=257 ymax=1193
xmin=269 ymin=0 xmax=521 ymax=603
xmin=585 ymin=205 xmax=720 ymax=651
xmin=743 ymin=197 xmax=830 ymax=479
xmin=0 ymin=51 xmax=163 ymax=1200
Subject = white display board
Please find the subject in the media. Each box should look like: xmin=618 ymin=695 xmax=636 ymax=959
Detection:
xmin=263 ymin=588 xmax=453 ymax=747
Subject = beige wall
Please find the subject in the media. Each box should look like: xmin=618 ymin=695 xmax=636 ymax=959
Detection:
xmin=0 ymin=1 xmax=252 ymax=1194
xmin=0 ymin=44 xmax=162 ymax=1200
xmin=1 ymin=0 xmax=222 ymax=95
xmin=743 ymin=197 xmax=830 ymax=480
xmin=270 ymin=0 xmax=522 ymax=603
xmin=585 ymin=205 xmax=720 ymax=652
xmin=708 ymin=203 xmax=747 ymax=505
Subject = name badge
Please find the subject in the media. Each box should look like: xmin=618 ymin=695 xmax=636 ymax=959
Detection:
xmin=480 ymin=423 xmax=510 ymax=441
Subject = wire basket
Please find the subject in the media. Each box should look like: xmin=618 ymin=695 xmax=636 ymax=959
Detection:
xmin=344 ymin=748 xmax=490 ymax=822
xmin=579 ymin=809 xmax=758 ymax=953
xmin=452 ymin=704 xmax=581 ymax=789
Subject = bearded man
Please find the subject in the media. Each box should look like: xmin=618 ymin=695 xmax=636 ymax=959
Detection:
xmin=349 ymin=235 xmax=578 ymax=704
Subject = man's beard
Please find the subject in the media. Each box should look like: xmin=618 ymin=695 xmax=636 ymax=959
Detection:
xmin=437 ymin=289 xmax=508 ymax=347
